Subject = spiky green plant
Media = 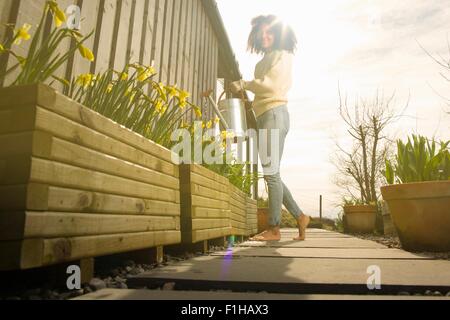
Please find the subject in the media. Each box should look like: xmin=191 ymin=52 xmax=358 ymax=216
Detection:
xmin=384 ymin=135 xmax=450 ymax=184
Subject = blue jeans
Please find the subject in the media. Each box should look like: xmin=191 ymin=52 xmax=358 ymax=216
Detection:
xmin=256 ymin=105 xmax=304 ymax=227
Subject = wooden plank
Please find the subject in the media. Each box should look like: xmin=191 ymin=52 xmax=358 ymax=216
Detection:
xmin=204 ymin=12 xmax=211 ymax=120
xmin=151 ymin=0 xmax=165 ymax=82
xmin=140 ymin=0 xmax=155 ymax=67
xmin=191 ymin=227 xmax=232 ymax=243
xmin=190 ymin=172 xmax=228 ymax=192
xmin=42 ymin=230 xmax=181 ymax=265
xmin=0 ymin=0 xmax=14 ymax=43
xmin=168 ymin=0 xmax=181 ymax=85
xmin=0 ymin=239 xmax=44 ymax=270
xmin=0 ymin=184 xmax=181 ymax=215
xmin=0 ymin=211 xmax=180 ymax=240
xmin=92 ymin=0 xmax=117 ymax=73
xmin=159 ymin=0 xmax=173 ymax=84
xmin=50 ymin=0 xmax=79 ymax=93
xmin=191 ymin=0 xmax=200 ymax=107
xmin=3 ymin=0 xmax=47 ymax=86
xmin=230 ymin=212 xmax=246 ymax=224
xmin=178 ymin=0 xmax=190 ymax=91
xmin=230 ymin=196 xmax=246 ymax=211
xmin=1 ymin=157 xmax=180 ymax=203
xmin=190 ymin=163 xmax=228 ymax=185
xmin=186 ymin=0 xmax=196 ymax=121
xmin=188 ymin=184 xmax=229 ymax=202
xmin=110 ymin=0 xmax=133 ymax=70
xmin=192 ymin=207 xmax=230 ymax=219
xmin=0 ymin=0 xmax=17 ymax=86
xmin=0 ymin=131 xmax=53 ymax=158
xmin=177 ymin=0 xmax=187 ymax=91
xmin=0 ymin=104 xmax=178 ymax=178
xmin=211 ymin=33 xmax=218 ymax=113
xmin=71 ymin=0 xmax=100 ymax=77
xmin=191 ymin=194 xmax=229 ymax=210
xmin=192 ymin=219 xmax=230 ymax=231
xmin=0 ymin=184 xmax=49 ymax=212
xmin=48 ymin=136 xmax=179 ymax=190
xmin=127 ymin=0 xmax=145 ymax=65
xmin=196 ymin=6 xmax=206 ymax=109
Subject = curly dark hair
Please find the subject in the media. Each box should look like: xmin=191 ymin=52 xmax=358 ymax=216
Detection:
xmin=247 ymin=15 xmax=297 ymax=55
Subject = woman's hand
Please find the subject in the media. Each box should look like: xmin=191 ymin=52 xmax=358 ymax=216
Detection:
xmin=230 ymin=80 xmax=245 ymax=94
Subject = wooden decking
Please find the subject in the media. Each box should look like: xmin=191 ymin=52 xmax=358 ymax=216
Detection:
xmin=76 ymin=229 xmax=450 ymax=299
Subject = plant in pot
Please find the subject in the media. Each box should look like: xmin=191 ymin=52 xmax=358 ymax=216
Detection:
xmin=382 ymin=135 xmax=450 ymax=252
xmin=342 ymin=197 xmax=377 ymax=234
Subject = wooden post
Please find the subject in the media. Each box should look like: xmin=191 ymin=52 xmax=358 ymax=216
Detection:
xmin=79 ymin=257 xmax=95 ymax=285
xmin=320 ymin=195 xmax=323 ymax=222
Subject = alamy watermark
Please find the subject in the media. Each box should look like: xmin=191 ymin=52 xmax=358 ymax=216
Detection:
xmin=170 ymin=122 xmax=282 ymax=175
xmin=367 ymin=265 xmax=382 ymax=290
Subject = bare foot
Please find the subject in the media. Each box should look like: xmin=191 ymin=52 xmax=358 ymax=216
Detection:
xmin=293 ymin=215 xmax=311 ymax=241
xmin=249 ymin=228 xmax=281 ymax=241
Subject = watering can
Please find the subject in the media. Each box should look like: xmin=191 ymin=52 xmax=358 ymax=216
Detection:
xmin=202 ymin=89 xmax=249 ymax=139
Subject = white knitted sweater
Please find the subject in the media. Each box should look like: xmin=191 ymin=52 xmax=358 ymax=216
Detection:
xmin=243 ymin=49 xmax=294 ymax=118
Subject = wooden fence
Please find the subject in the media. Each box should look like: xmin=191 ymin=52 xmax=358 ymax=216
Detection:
xmin=0 ymin=0 xmax=242 ymax=122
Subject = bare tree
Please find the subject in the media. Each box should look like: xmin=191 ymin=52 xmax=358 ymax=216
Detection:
xmin=331 ymin=88 xmax=409 ymax=204
xmin=417 ymin=36 xmax=450 ymax=114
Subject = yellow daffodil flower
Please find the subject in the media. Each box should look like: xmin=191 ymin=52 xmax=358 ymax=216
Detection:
xmin=137 ymin=66 xmax=156 ymax=82
xmin=48 ymin=0 xmax=67 ymax=27
xmin=107 ymin=83 xmax=113 ymax=93
xmin=194 ymin=107 xmax=202 ymax=118
xmin=14 ymin=24 xmax=32 ymax=45
xmin=121 ymin=72 xmax=129 ymax=81
xmin=78 ymin=44 xmax=95 ymax=62
xmin=155 ymin=100 xmax=163 ymax=113
xmin=206 ymin=120 xmax=212 ymax=129
xmin=76 ymin=73 xmax=95 ymax=88
xmin=166 ymin=85 xmax=179 ymax=98
xmin=0 ymin=44 xmax=5 ymax=53
xmin=154 ymin=82 xmax=167 ymax=101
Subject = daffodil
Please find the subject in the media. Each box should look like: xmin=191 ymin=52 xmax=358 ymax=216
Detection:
xmin=0 ymin=44 xmax=5 ymax=53
xmin=137 ymin=66 xmax=156 ymax=82
xmin=78 ymin=44 xmax=95 ymax=62
xmin=206 ymin=120 xmax=212 ymax=129
xmin=194 ymin=106 xmax=202 ymax=118
xmin=48 ymin=0 xmax=67 ymax=27
xmin=155 ymin=100 xmax=163 ymax=113
xmin=121 ymin=72 xmax=129 ymax=81
xmin=178 ymin=89 xmax=189 ymax=108
xmin=214 ymin=117 xmax=220 ymax=124
xmin=76 ymin=73 xmax=95 ymax=88
xmin=166 ymin=85 xmax=178 ymax=98
xmin=14 ymin=24 xmax=32 ymax=45
xmin=107 ymin=83 xmax=113 ymax=93
xmin=154 ymin=82 xmax=167 ymax=101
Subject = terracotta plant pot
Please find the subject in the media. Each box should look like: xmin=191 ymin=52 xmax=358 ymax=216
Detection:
xmin=381 ymin=181 xmax=450 ymax=252
xmin=343 ymin=205 xmax=377 ymax=234
xmin=257 ymin=207 xmax=269 ymax=233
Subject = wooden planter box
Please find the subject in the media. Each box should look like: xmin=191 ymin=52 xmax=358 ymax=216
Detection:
xmin=229 ymin=183 xmax=248 ymax=236
xmin=179 ymin=164 xmax=232 ymax=243
xmin=245 ymin=198 xmax=258 ymax=236
xmin=0 ymin=84 xmax=181 ymax=270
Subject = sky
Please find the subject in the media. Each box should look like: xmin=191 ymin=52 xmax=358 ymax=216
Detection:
xmin=216 ymin=0 xmax=450 ymax=219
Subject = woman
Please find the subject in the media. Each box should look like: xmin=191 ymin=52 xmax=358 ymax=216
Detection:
xmin=230 ymin=15 xmax=311 ymax=241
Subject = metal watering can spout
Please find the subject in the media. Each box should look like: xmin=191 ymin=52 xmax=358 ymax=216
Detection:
xmin=202 ymin=89 xmax=248 ymax=139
